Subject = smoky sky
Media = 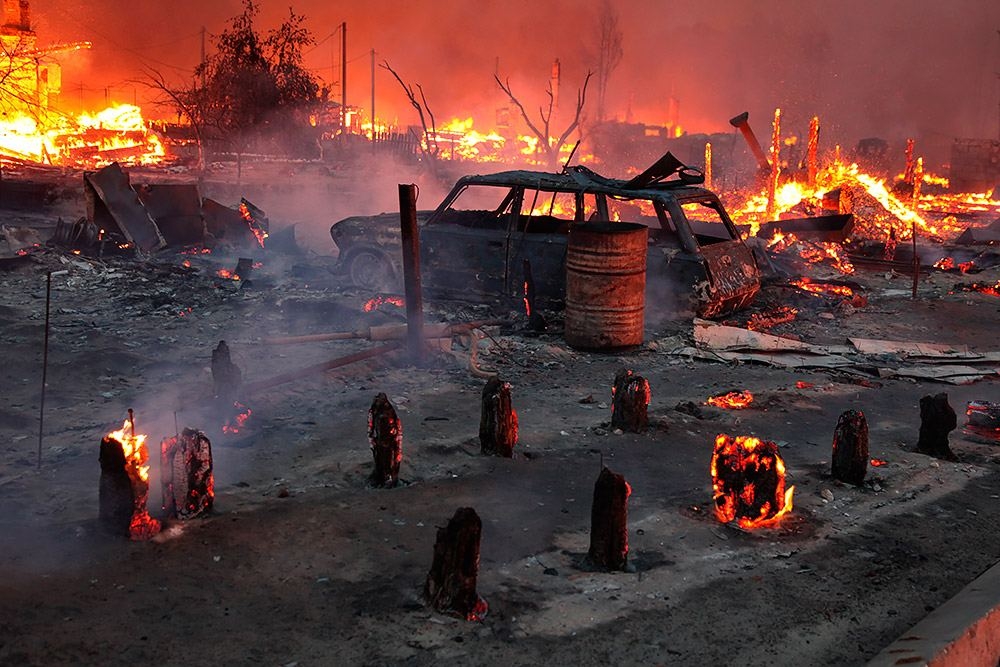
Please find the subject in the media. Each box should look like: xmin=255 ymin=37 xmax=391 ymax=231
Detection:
xmin=29 ymin=0 xmax=1000 ymax=165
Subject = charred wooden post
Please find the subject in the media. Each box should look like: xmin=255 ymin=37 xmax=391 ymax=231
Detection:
xmin=211 ymin=340 xmax=242 ymax=401
xmin=160 ymin=428 xmax=214 ymax=519
xmin=98 ymin=422 xmax=160 ymax=540
xmin=398 ymin=184 xmax=425 ymax=365
xmin=479 ymin=377 xmax=518 ymax=457
xmin=588 ymin=466 xmax=631 ymax=571
xmin=611 ymin=368 xmax=650 ymax=433
xmin=424 ymin=507 xmax=488 ymax=621
xmin=99 ymin=435 xmax=133 ymax=536
xmin=368 ymin=393 xmax=402 ymax=487
xmin=522 ymin=258 xmax=546 ymax=331
xmin=711 ymin=434 xmax=794 ymax=528
xmin=917 ymin=392 xmax=958 ymax=461
xmin=831 ymin=409 xmax=869 ymax=485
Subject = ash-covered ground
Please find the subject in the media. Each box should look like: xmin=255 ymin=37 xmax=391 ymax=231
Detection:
xmin=1 ymin=165 xmax=1000 ymax=666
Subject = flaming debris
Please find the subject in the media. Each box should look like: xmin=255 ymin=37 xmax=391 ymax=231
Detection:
xmin=363 ymin=295 xmax=405 ymax=312
xmin=222 ymin=402 xmax=252 ymax=435
xmin=711 ymin=434 xmax=794 ymax=529
xmin=706 ymin=390 xmax=755 ymax=410
xmin=99 ymin=416 xmax=161 ymax=540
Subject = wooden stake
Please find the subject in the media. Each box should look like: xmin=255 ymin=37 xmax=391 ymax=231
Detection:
xmin=425 ymin=507 xmax=488 ymax=620
xmin=831 ymin=409 xmax=869 ymax=485
xmin=368 ymin=393 xmax=402 ymax=487
xmin=611 ymin=368 xmax=650 ymax=433
xmin=479 ymin=378 xmax=518 ymax=457
xmin=588 ymin=467 xmax=631 ymax=571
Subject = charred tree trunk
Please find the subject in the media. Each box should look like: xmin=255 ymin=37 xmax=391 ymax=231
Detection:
xmin=211 ymin=340 xmax=242 ymax=401
xmin=160 ymin=428 xmax=214 ymax=519
xmin=99 ymin=436 xmax=133 ymax=536
xmin=611 ymin=368 xmax=650 ymax=433
xmin=479 ymin=378 xmax=518 ymax=457
xmin=368 ymin=393 xmax=402 ymax=487
xmin=917 ymin=393 xmax=957 ymax=461
xmin=588 ymin=466 xmax=631 ymax=571
xmin=831 ymin=409 xmax=869 ymax=485
xmin=425 ymin=507 xmax=488 ymax=621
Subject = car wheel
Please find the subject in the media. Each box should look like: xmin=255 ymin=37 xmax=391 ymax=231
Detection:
xmin=348 ymin=249 xmax=395 ymax=291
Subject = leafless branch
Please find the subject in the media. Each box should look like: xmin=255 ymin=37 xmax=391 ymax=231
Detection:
xmin=380 ymin=61 xmax=438 ymax=160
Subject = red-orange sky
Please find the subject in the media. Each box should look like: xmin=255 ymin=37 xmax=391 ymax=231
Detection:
xmin=28 ymin=0 xmax=1000 ymax=166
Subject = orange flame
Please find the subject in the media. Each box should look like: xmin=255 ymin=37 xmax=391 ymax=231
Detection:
xmin=222 ymin=402 xmax=252 ymax=435
xmin=710 ymin=434 xmax=794 ymax=529
xmin=104 ymin=418 xmax=161 ymax=540
xmin=791 ymin=277 xmax=854 ymax=298
xmin=363 ymin=295 xmax=405 ymax=312
xmin=706 ymin=390 xmax=755 ymax=410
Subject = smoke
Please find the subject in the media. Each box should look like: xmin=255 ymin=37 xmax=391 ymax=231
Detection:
xmin=31 ymin=0 xmax=1000 ymax=166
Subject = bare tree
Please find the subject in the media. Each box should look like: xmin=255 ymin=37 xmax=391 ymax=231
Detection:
xmin=141 ymin=68 xmax=208 ymax=171
xmin=0 ymin=33 xmax=45 ymax=120
xmin=494 ymin=70 xmax=592 ymax=170
xmin=380 ymin=60 xmax=441 ymax=176
xmin=594 ymin=0 xmax=623 ymax=123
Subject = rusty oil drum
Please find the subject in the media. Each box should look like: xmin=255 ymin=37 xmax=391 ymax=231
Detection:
xmin=564 ymin=222 xmax=647 ymax=349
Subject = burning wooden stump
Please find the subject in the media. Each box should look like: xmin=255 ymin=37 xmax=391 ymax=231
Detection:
xmin=588 ymin=466 xmax=631 ymax=571
xmin=368 ymin=393 xmax=402 ymax=487
xmin=160 ymin=428 xmax=214 ymax=519
xmin=99 ymin=414 xmax=161 ymax=540
xmin=711 ymin=434 xmax=795 ymax=529
xmin=966 ymin=400 xmax=1000 ymax=440
xmin=917 ymin=392 xmax=958 ymax=461
xmin=211 ymin=340 xmax=242 ymax=401
xmin=479 ymin=378 xmax=518 ymax=457
xmin=424 ymin=507 xmax=488 ymax=621
xmin=831 ymin=410 xmax=869 ymax=485
xmin=611 ymin=368 xmax=650 ymax=433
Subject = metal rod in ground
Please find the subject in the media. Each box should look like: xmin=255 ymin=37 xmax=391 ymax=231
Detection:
xmin=241 ymin=341 xmax=403 ymax=394
xmin=37 ymin=270 xmax=52 ymax=469
xmin=912 ymin=220 xmax=918 ymax=299
xmin=398 ymin=183 xmax=424 ymax=365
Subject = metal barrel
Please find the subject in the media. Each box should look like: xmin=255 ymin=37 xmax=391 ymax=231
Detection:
xmin=564 ymin=222 xmax=647 ymax=349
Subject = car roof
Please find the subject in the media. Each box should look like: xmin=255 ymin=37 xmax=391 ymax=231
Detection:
xmin=454 ymin=166 xmax=717 ymax=203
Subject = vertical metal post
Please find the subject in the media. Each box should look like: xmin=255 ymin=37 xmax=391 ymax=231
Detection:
xmin=371 ymin=47 xmax=376 ymax=153
xmin=341 ymin=21 xmax=347 ymax=131
xmin=37 ymin=270 xmax=52 ymax=469
xmin=398 ymin=184 xmax=424 ymax=365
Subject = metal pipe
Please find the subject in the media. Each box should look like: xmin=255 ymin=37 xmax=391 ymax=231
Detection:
xmin=398 ymin=184 xmax=424 ymax=365
xmin=37 ymin=270 xmax=51 ymax=469
xmin=729 ymin=111 xmax=771 ymax=172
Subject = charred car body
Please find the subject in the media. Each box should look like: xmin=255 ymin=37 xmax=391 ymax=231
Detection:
xmin=330 ymin=153 xmax=759 ymax=318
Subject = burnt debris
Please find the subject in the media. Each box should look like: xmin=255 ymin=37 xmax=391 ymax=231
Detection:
xmin=831 ymin=409 xmax=869 ymax=486
xmin=479 ymin=377 xmax=518 ymax=458
xmin=917 ymin=392 xmax=958 ymax=461
xmin=368 ymin=393 xmax=402 ymax=488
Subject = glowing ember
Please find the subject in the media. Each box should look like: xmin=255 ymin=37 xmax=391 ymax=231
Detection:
xmin=870 ymin=458 xmax=888 ymax=467
xmin=791 ymin=277 xmax=854 ymax=298
xmin=707 ymin=390 xmax=755 ymax=410
xmin=239 ymin=201 xmax=269 ymax=248
xmin=102 ymin=417 xmax=161 ymax=540
xmin=216 ymin=268 xmax=239 ymax=280
xmin=795 ymin=381 xmax=815 ymax=389
xmin=747 ymin=306 xmax=798 ymax=331
xmin=953 ymin=281 xmax=1000 ymax=298
xmin=222 ymin=402 xmax=252 ymax=434
xmin=933 ymin=257 xmax=975 ymax=273
xmin=710 ymin=434 xmax=794 ymax=529
xmin=363 ymin=295 xmax=406 ymax=312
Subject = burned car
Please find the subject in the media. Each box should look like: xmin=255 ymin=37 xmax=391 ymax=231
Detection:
xmin=330 ymin=153 xmax=759 ymax=318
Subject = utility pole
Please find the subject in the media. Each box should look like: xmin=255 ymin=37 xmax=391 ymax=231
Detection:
xmin=371 ymin=47 xmax=376 ymax=150
xmin=200 ymin=26 xmax=206 ymax=89
xmin=341 ymin=21 xmax=347 ymax=132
